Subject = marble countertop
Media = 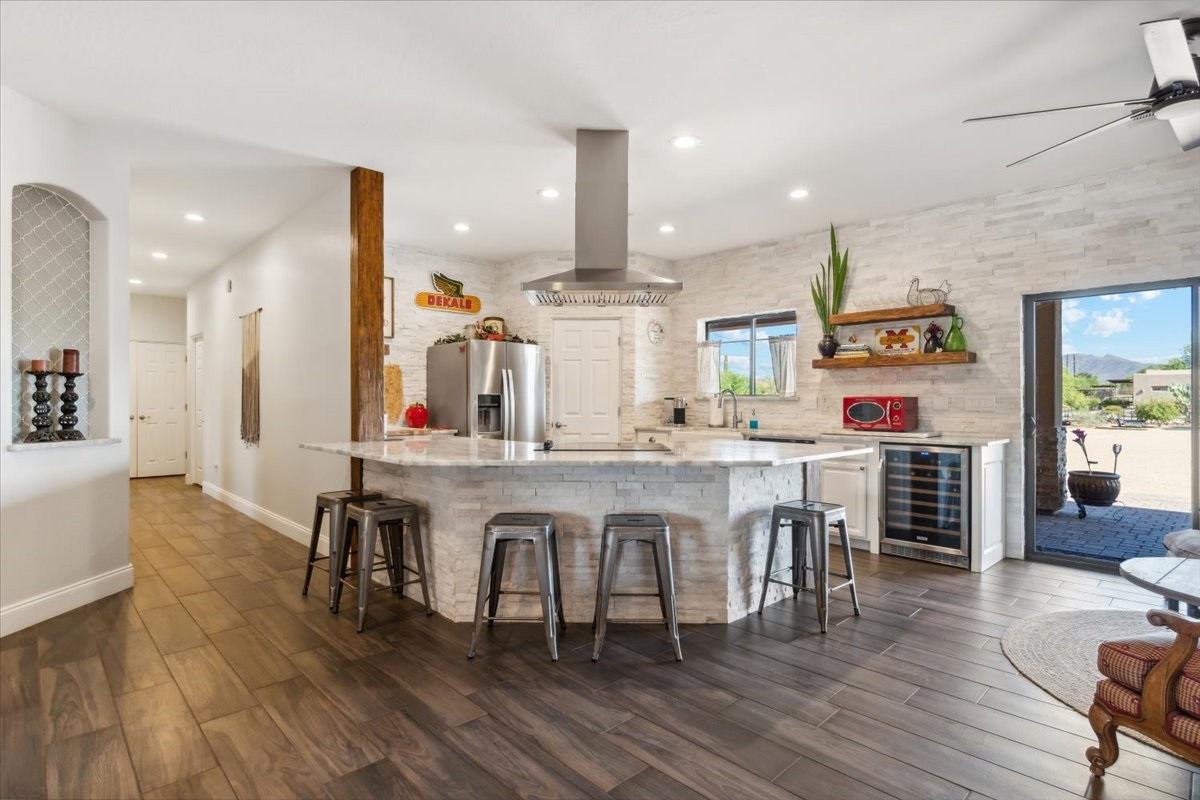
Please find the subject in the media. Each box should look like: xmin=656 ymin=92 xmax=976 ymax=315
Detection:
xmin=634 ymin=425 xmax=1008 ymax=447
xmin=301 ymin=436 xmax=872 ymax=468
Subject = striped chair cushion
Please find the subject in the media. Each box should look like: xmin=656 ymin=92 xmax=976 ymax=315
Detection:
xmin=1097 ymin=633 xmax=1176 ymax=692
xmin=1165 ymin=711 xmax=1200 ymax=749
xmin=1095 ymin=679 xmax=1141 ymax=717
xmin=1178 ymin=652 xmax=1200 ymax=718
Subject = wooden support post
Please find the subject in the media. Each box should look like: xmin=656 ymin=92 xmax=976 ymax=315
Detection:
xmin=349 ymin=167 xmax=385 ymax=491
xmin=1035 ymin=300 xmax=1065 ymax=513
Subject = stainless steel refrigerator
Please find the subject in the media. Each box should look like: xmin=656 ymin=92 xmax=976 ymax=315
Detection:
xmin=427 ymin=340 xmax=546 ymax=442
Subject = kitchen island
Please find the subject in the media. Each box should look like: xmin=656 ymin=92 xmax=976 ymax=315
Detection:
xmin=300 ymin=437 xmax=871 ymax=624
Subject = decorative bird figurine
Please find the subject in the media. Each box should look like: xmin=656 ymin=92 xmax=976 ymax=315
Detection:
xmin=432 ymin=272 xmax=465 ymax=298
xmin=907 ymin=277 xmax=952 ymax=306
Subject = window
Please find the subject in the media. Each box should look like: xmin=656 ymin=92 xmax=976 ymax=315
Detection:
xmin=705 ymin=311 xmax=797 ymax=396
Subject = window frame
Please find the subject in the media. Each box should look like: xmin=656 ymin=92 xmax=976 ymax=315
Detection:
xmin=704 ymin=310 xmax=797 ymax=397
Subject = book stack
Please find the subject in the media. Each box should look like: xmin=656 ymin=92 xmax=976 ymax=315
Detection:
xmin=833 ymin=344 xmax=873 ymax=360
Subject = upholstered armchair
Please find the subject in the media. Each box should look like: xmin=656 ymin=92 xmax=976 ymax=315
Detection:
xmin=1087 ymin=609 xmax=1200 ymax=775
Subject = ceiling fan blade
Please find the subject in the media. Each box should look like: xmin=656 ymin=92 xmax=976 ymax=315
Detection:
xmin=1006 ymin=112 xmax=1143 ymax=167
xmin=964 ymin=99 xmax=1151 ymax=123
xmin=1141 ymin=19 xmax=1198 ymax=87
xmin=1170 ymin=114 xmax=1200 ymax=150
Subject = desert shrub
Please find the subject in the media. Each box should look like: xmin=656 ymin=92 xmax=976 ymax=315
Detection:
xmin=1135 ymin=399 xmax=1181 ymax=423
xmin=1100 ymin=404 xmax=1125 ymax=416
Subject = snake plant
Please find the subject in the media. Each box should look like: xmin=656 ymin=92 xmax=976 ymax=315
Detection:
xmin=810 ymin=224 xmax=849 ymax=336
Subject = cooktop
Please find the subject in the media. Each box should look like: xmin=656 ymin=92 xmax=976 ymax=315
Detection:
xmin=540 ymin=441 xmax=670 ymax=452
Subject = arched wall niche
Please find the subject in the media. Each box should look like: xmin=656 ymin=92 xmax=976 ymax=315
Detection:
xmin=9 ymin=182 xmax=104 ymax=442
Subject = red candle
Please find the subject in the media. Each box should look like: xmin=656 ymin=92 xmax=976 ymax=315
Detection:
xmin=62 ymin=349 xmax=79 ymax=373
xmin=30 ymin=359 xmax=49 ymax=373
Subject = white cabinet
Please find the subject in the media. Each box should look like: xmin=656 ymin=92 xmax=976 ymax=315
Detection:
xmin=817 ymin=450 xmax=876 ymax=552
xmin=636 ymin=430 xmax=671 ymax=445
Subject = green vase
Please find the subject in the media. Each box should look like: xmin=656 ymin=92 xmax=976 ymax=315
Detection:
xmin=943 ymin=316 xmax=967 ymax=352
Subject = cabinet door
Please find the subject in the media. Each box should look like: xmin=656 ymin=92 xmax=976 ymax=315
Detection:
xmin=821 ymin=460 xmax=869 ymax=543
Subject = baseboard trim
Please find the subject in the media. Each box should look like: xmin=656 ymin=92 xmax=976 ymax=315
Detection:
xmin=0 ymin=564 xmax=134 ymax=637
xmin=201 ymin=482 xmax=318 ymax=550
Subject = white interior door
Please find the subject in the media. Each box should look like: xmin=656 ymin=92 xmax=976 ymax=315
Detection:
xmin=136 ymin=342 xmax=187 ymax=477
xmin=550 ymin=319 xmax=620 ymax=444
xmin=193 ymin=336 xmax=205 ymax=484
xmin=128 ymin=342 xmax=138 ymax=478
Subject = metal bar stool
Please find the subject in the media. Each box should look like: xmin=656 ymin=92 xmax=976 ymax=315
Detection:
xmin=332 ymin=498 xmax=432 ymax=632
xmin=592 ymin=513 xmax=682 ymax=662
xmin=468 ymin=513 xmax=565 ymax=662
xmin=303 ymin=489 xmax=381 ymax=607
xmin=756 ymin=500 xmax=861 ymax=632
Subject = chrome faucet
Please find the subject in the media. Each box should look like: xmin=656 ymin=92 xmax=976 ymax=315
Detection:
xmin=719 ymin=389 xmax=741 ymax=429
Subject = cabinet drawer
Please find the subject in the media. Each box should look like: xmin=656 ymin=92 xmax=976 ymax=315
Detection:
xmin=636 ymin=431 xmax=671 ymax=445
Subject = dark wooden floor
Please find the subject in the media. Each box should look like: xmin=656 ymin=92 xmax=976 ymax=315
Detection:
xmin=2 ymin=477 xmax=1197 ymax=800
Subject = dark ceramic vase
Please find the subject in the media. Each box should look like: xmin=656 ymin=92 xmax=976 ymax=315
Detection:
xmin=1066 ymin=470 xmax=1121 ymax=519
xmin=817 ymin=334 xmax=839 ymax=358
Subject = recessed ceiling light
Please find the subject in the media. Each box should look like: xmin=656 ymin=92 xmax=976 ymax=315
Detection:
xmin=184 ymin=212 xmax=206 ymax=222
xmin=453 ymin=222 xmax=470 ymax=232
xmin=788 ymin=188 xmax=810 ymax=200
xmin=659 ymin=224 xmax=676 ymax=234
xmin=151 ymin=251 xmax=168 ymax=259
xmin=670 ymin=135 xmax=700 ymax=149
xmin=537 ymin=188 xmax=560 ymax=199
xmin=129 ymin=278 xmax=143 ymax=285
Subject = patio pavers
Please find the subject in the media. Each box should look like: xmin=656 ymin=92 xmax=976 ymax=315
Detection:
xmin=1035 ymin=501 xmax=1192 ymax=562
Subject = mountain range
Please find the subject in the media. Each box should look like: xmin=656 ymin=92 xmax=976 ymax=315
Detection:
xmin=1062 ymin=353 xmax=1148 ymax=382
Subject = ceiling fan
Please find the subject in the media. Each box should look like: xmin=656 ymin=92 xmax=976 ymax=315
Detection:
xmin=965 ymin=18 xmax=1200 ymax=167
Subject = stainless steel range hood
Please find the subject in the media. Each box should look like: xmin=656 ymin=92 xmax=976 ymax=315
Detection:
xmin=521 ymin=129 xmax=682 ymax=307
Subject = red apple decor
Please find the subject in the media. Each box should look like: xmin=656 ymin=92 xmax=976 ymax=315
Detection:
xmin=404 ymin=402 xmax=429 ymax=429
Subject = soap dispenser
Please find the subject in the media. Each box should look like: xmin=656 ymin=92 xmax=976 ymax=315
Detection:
xmin=749 ymin=408 xmax=759 ymax=430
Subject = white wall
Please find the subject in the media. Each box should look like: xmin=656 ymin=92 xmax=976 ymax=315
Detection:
xmin=130 ymin=293 xmax=186 ymax=343
xmin=662 ymin=153 xmax=1200 ymax=559
xmin=1 ymin=86 xmax=132 ymax=635
xmin=384 ymin=244 xmax=498 ymax=411
xmin=187 ymin=174 xmax=352 ymax=542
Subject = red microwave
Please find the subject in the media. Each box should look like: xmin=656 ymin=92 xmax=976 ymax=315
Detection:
xmin=843 ymin=396 xmax=918 ymax=431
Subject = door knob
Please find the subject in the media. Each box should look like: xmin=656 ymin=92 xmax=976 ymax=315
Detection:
xmin=553 ymin=422 xmax=565 ymax=429
xmin=138 ymin=415 xmax=146 ymax=420
xmin=129 ymin=414 xmax=134 ymax=420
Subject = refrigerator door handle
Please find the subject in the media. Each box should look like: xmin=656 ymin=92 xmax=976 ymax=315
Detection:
xmin=501 ymin=369 xmax=512 ymax=440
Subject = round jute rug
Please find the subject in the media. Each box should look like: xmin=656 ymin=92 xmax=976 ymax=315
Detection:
xmin=1001 ymin=608 xmax=1169 ymax=749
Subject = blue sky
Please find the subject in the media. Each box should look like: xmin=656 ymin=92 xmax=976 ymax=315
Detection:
xmin=1061 ymin=287 xmax=1191 ymax=364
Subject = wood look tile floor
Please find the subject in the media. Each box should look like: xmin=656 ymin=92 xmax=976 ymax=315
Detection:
xmin=2 ymin=477 xmax=1197 ymax=800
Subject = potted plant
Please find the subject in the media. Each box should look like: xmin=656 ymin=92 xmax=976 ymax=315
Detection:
xmin=810 ymin=224 xmax=849 ymax=358
xmin=1066 ymin=428 xmax=1121 ymax=519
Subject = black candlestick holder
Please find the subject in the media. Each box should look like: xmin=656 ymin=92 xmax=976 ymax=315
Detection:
xmin=24 ymin=370 xmax=56 ymax=443
xmin=54 ymin=371 xmax=85 ymax=441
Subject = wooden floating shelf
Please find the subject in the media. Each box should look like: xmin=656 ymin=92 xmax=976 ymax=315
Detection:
xmin=830 ymin=303 xmax=955 ymax=327
xmin=813 ymin=352 xmax=977 ymax=369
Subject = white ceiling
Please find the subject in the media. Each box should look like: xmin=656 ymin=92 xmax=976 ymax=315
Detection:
xmin=2 ymin=0 xmax=1198 ymax=293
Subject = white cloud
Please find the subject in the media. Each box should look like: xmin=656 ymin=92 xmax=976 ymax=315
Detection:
xmin=1099 ymin=294 xmax=1121 ymax=302
xmin=1135 ymin=290 xmax=1162 ymax=302
xmin=1062 ymin=299 xmax=1086 ymax=326
xmin=1062 ymin=340 xmax=1077 ymax=355
xmin=1085 ymin=308 xmax=1132 ymax=338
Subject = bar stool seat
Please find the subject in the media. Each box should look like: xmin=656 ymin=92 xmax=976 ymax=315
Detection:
xmin=757 ymin=499 xmax=861 ymax=632
xmin=468 ymin=513 xmax=565 ymax=662
xmin=303 ymin=489 xmax=381 ymax=608
xmin=592 ymin=513 xmax=682 ymax=662
xmin=332 ymin=498 xmax=432 ymax=632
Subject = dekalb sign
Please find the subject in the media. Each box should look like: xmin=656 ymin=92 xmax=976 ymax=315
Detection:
xmin=415 ymin=272 xmax=481 ymax=315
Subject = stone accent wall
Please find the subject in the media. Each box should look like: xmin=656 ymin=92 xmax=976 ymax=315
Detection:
xmin=363 ymin=460 xmax=809 ymax=625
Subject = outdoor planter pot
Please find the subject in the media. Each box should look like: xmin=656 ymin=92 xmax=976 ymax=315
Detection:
xmin=1067 ymin=470 xmax=1122 ymax=519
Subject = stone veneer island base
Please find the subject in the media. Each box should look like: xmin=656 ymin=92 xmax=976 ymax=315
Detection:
xmin=301 ymin=438 xmax=872 ymax=624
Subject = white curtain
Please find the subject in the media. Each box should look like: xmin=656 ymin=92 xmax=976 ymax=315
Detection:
xmin=769 ymin=334 xmax=796 ymax=397
xmin=697 ymin=341 xmax=721 ymax=396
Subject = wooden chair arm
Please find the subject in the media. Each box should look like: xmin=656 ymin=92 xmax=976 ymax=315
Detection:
xmin=1142 ymin=610 xmax=1199 ymax=723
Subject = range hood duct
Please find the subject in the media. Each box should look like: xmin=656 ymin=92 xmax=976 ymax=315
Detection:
xmin=521 ymin=129 xmax=682 ymax=307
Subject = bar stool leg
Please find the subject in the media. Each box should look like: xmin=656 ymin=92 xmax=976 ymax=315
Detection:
xmin=798 ymin=522 xmax=810 ymax=591
xmin=548 ymin=526 xmax=566 ymax=630
xmin=331 ymin=519 xmax=355 ymax=614
xmin=329 ymin=504 xmax=351 ymax=608
xmin=592 ymin=528 xmax=620 ymax=662
xmin=813 ymin=519 xmax=830 ymax=633
xmin=757 ymin=507 xmax=783 ymax=614
xmin=385 ymin=521 xmax=402 ymax=594
xmin=791 ymin=521 xmax=802 ymax=598
xmin=409 ymin=513 xmax=433 ymax=614
xmin=654 ymin=531 xmax=683 ymax=662
xmin=487 ymin=541 xmax=509 ymax=627
xmin=532 ymin=533 xmax=559 ymax=661
xmin=356 ymin=517 xmax=379 ymax=633
xmin=649 ymin=539 xmax=669 ymax=624
xmin=467 ymin=534 xmax=497 ymax=659
xmin=591 ymin=531 xmax=611 ymax=630
xmin=836 ymin=519 xmax=861 ymax=616
xmin=303 ymin=504 xmax=324 ymax=596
